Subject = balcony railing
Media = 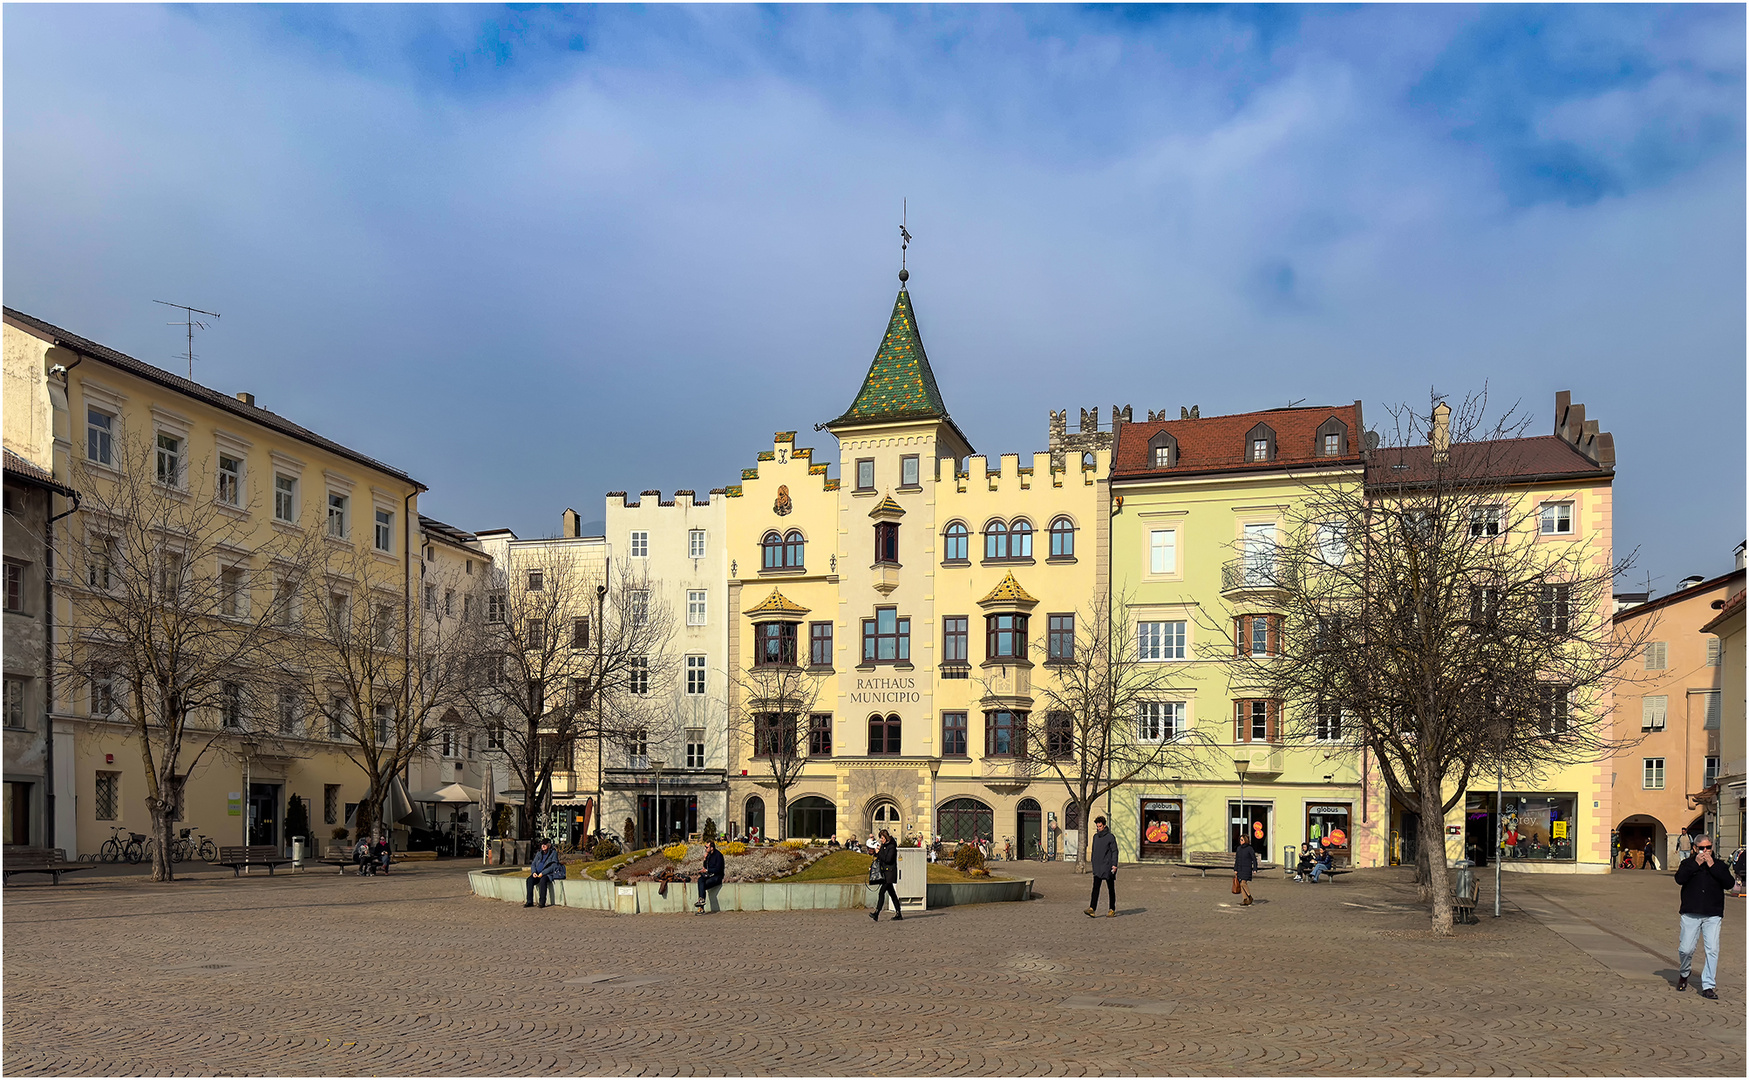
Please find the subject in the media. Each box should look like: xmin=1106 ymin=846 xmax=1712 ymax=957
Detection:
xmin=1221 ymin=559 xmax=1299 ymax=595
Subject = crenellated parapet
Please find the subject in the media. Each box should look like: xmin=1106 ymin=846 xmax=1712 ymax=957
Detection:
xmin=608 ymin=489 xmax=716 ymax=508
xmin=727 ymin=431 xmax=838 ymax=496
xmin=1048 ymin=405 xmax=1130 ymax=470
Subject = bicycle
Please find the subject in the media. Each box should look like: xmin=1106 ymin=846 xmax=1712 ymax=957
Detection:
xmin=99 ymin=825 xmax=146 ymax=864
xmin=174 ymin=826 xmax=218 ymax=863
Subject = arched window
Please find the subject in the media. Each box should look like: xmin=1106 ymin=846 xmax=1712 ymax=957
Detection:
xmin=1063 ymin=801 xmax=1081 ymax=832
xmin=761 ymin=531 xmax=783 ymax=570
xmin=868 ymin=713 xmax=902 ymax=755
xmin=1009 ymin=519 xmax=1033 ymax=558
xmin=937 ymin=797 xmax=994 ymax=844
xmin=1049 ymin=517 xmax=1076 ymax=558
xmin=984 ymin=520 xmax=1008 ymax=560
xmin=744 ymin=795 xmax=766 ymax=838
xmin=943 ymin=521 xmax=969 ymax=563
xmin=872 ymin=802 xmax=902 ymax=833
xmin=783 ymin=530 xmax=805 ymax=568
xmin=787 ymin=795 xmax=837 ymax=840
xmin=1082 ymin=452 xmax=1095 ymax=469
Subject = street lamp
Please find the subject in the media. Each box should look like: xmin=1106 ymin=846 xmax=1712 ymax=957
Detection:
xmin=651 ymin=759 xmax=666 ymax=849
xmin=1234 ymin=757 xmax=1251 ymax=852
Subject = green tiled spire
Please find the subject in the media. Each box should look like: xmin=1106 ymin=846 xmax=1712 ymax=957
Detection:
xmin=829 ymin=288 xmax=950 ymax=427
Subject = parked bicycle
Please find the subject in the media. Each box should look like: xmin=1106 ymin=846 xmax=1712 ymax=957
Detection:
xmin=99 ymin=825 xmax=146 ymax=864
xmin=174 ymin=826 xmax=218 ymax=863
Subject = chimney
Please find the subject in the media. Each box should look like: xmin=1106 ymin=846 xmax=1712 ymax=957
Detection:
xmin=236 ymin=391 xmax=255 ymax=407
xmin=562 ymin=508 xmax=581 ymax=538
xmin=1430 ymin=402 xmax=1451 ymax=463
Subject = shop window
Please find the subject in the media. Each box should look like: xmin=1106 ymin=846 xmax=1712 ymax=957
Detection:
xmin=1140 ymin=799 xmax=1182 ymax=859
xmin=787 ymin=796 xmax=837 ymax=840
xmin=937 ymin=797 xmax=993 ymax=844
xmin=1500 ymin=794 xmax=1576 ymax=861
xmin=1306 ymin=803 xmax=1351 ymax=865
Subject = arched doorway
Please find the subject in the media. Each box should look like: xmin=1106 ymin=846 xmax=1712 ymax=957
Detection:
xmin=871 ymin=801 xmax=902 ymax=839
xmin=1017 ymin=798 xmax=1042 ymax=859
xmin=744 ymin=796 xmax=765 ymax=841
xmin=1615 ymin=814 xmax=1665 ymax=870
xmin=938 ymin=797 xmax=993 ymax=844
xmin=787 ymin=796 xmax=837 ymax=840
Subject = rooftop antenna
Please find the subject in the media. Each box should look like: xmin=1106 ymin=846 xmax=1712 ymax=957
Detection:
xmin=1286 ymin=397 xmax=1306 ymax=408
xmin=152 ymin=300 xmax=220 ymax=379
xmin=898 ymin=199 xmax=912 ymax=286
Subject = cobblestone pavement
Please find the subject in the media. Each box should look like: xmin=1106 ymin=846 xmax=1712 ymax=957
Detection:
xmin=4 ymin=859 xmax=1743 ymax=1076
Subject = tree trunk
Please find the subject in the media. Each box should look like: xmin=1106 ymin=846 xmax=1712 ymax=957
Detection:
xmin=1413 ymin=828 xmax=1433 ymax=901
xmin=148 ymin=800 xmax=175 ymax=882
xmin=1075 ymin=809 xmax=1091 ymax=874
xmin=1418 ymin=780 xmax=1455 ymax=937
xmin=775 ymin=788 xmax=789 ymax=841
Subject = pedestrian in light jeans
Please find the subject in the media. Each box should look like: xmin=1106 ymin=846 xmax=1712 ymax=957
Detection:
xmin=1675 ymin=834 xmax=1734 ymax=999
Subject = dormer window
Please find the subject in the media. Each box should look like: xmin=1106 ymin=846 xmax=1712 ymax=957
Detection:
xmin=1148 ymin=430 xmax=1178 ymax=469
xmin=1245 ymin=422 xmax=1276 ymax=463
xmin=1314 ymin=416 xmax=1349 ymax=458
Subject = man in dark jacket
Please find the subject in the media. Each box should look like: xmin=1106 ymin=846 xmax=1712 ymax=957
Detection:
xmin=1086 ymin=816 xmax=1119 ymax=917
xmin=525 ymin=839 xmax=561 ymax=909
xmin=695 ymin=839 xmax=726 ymax=914
xmin=1234 ymin=840 xmax=1257 ymax=906
xmin=869 ymin=830 xmax=903 ymax=921
xmin=1674 ymin=834 xmax=1734 ymax=998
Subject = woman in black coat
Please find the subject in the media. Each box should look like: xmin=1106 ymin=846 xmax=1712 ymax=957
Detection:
xmin=694 ymin=839 xmax=726 ymax=914
xmin=870 ymin=830 xmax=903 ymax=922
xmin=1234 ymin=840 xmax=1257 ymax=906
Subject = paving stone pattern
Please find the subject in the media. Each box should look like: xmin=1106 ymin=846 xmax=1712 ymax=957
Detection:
xmin=4 ymin=861 xmax=1742 ymax=1076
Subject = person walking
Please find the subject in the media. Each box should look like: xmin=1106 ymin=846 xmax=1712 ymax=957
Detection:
xmin=1235 ymin=837 xmax=1257 ymax=905
xmin=694 ymin=839 xmax=725 ymax=914
xmin=869 ymin=829 xmax=902 ymax=921
xmin=525 ymin=838 xmax=561 ymax=909
xmin=1676 ymin=830 xmax=1694 ymax=861
xmin=1674 ymin=834 xmax=1733 ymax=998
xmin=1085 ymin=816 xmax=1118 ymax=917
xmin=1643 ymin=836 xmax=1658 ymax=871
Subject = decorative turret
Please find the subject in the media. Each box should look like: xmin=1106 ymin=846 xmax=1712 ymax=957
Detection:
xmin=827 ymin=287 xmax=952 ymax=429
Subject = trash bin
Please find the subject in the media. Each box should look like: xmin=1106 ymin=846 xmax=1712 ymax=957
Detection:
xmin=1452 ymin=859 xmax=1477 ymax=925
xmin=292 ymin=838 xmax=305 ymax=868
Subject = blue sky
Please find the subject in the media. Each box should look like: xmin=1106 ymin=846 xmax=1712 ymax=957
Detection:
xmin=5 ymin=4 xmax=1743 ymax=592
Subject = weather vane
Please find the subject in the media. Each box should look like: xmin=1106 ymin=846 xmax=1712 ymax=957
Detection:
xmin=899 ymin=199 xmax=912 ymax=284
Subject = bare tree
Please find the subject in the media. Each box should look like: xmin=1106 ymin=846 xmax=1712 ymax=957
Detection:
xmin=1228 ymin=392 xmax=1645 ymax=934
xmin=1018 ymin=592 xmax=1215 ymax=869
xmin=281 ymin=543 xmax=479 ymax=839
xmin=729 ymin=659 xmax=827 ymax=841
xmin=57 ymin=436 xmax=313 ymax=881
xmin=457 ymin=554 xmax=675 ymax=839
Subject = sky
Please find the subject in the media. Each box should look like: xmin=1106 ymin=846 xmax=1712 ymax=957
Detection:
xmin=5 ymin=4 xmax=1743 ymax=594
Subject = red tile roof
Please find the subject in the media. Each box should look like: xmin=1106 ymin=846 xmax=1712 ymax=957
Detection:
xmin=1111 ymin=403 xmax=1364 ymax=481
xmin=2 ymin=448 xmax=76 ymax=496
xmin=1366 ymin=436 xmax=1610 ymax=488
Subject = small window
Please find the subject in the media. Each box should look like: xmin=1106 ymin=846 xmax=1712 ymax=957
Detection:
xmin=327 ymin=493 xmax=349 ymax=539
xmin=155 ymin=433 xmax=182 ymax=486
xmin=625 ymin=730 xmax=649 ymax=767
xmin=985 ymin=709 xmax=1024 ymax=757
xmin=486 ymin=592 xmax=506 ymax=623
xmin=374 ymin=509 xmax=393 ymax=552
xmin=1322 ymin=433 xmax=1340 ymax=455
xmin=1234 ymin=699 xmax=1278 ymax=743
xmin=1538 ymin=685 xmax=1571 ymax=736
xmin=629 ymin=531 xmax=649 ymax=558
xmin=855 ymin=459 xmax=875 ymax=492
xmin=862 ymin=607 xmax=911 ymax=663
xmin=809 ymin=621 xmax=833 ymax=666
xmin=89 ymin=669 xmax=114 ymax=718
xmin=1137 ymin=701 xmax=1184 ymax=743
xmin=1469 ymin=506 xmax=1501 ymax=537
xmin=943 ymin=522 xmax=969 ymax=562
xmin=571 ymin=677 xmax=592 ymax=711
xmin=629 ymin=590 xmax=649 ymax=627
xmin=94 ymin=771 xmax=120 ymax=820
xmin=526 ymin=618 xmax=545 ymax=650
xmin=324 ymin=785 xmax=340 ymax=825
xmin=868 ymin=713 xmax=902 ymax=755
xmin=1705 ymin=756 xmax=1720 ymax=787
xmin=527 ymin=569 xmax=544 ymax=592
xmin=3 ymin=676 xmax=26 ymax=728
xmin=87 ymin=408 xmax=114 ymax=465
xmin=572 ymin=616 xmax=590 ymax=649
xmin=1641 ymin=695 xmax=1667 ymax=731
xmin=1148 ymin=529 xmax=1176 ymax=574
xmin=941 ymin=711 xmax=968 ymax=756
xmin=1010 ymin=520 xmax=1033 ymax=558
xmin=809 ymin=713 xmax=833 ymax=756
xmin=1235 ymin=614 xmax=1280 ymax=657
xmin=220 ymin=566 xmax=246 ymax=618
xmin=217 ymin=454 xmax=242 ymax=506
xmin=1539 ymin=502 xmax=1574 ymax=535
xmin=3 ymin=561 xmax=23 ymax=613
xmin=1643 ymin=642 xmax=1667 ymax=671
xmin=278 ymin=690 xmax=299 ymax=736
xmin=1049 ymin=517 xmax=1075 ymax=558
xmin=1541 ymin=584 xmax=1571 ymax=634
xmin=1315 ymin=522 xmax=1346 ymax=565
xmin=221 ymin=681 xmax=245 ymax=729
xmin=783 ymin=530 xmax=805 ymax=569
xmin=1643 ymin=757 xmax=1665 ymax=790
xmin=874 ymin=521 xmax=900 ymax=565
xmin=984 ymin=520 xmax=1009 ymax=560
xmin=1314 ymin=704 xmax=1343 ymax=742
xmin=628 ymin=656 xmax=649 ymax=695
xmin=444 ymin=589 xmax=454 ymax=617
xmin=685 ymin=728 xmax=706 ymax=769
xmin=942 ymin=616 xmax=969 ymax=664
xmin=754 ymin=622 xmax=798 ymax=666
xmin=687 ymin=590 xmax=707 ymax=626
xmin=274 ymin=475 xmax=297 ymax=522
xmin=1045 ymin=711 xmax=1074 ymax=758
xmin=686 ymin=655 xmax=706 ymax=695
xmin=689 ymin=530 xmax=707 ymax=559
xmin=1137 ymin=620 xmax=1187 ymax=661
xmin=1047 ymin=614 xmax=1075 ymax=661
xmin=900 ymin=455 xmax=920 ymax=488
xmin=423 ymin=584 xmax=436 ymax=610
xmin=761 ymin=531 xmax=784 ymax=570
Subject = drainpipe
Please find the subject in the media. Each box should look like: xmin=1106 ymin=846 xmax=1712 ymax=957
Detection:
xmin=400 ymin=484 xmax=424 ymax=847
xmin=43 ymin=354 xmax=85 ymax=851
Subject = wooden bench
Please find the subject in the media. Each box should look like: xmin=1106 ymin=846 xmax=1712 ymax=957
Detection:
xmin=318 ymin=845 xmax=360 ymax=874
xmin=1174 ymin=850 xmax=1275 ymax=878
xmin=1285 ymin=858 xmax=1355 ymax=882
xmin=1453 ymin=875 xmax=1480 ymax=924
xmin=216 ymin=845 xmax=293 ymax=877
xmin=3 ymin=848 xmax=95 ymax=885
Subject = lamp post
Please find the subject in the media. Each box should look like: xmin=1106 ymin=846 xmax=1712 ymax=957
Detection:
xmin=595 ymin=582 xmax=607 ymax=841
xmin=1234 ymin=758 xmax=1251 ymax=852
xmin=651 ymin=759 xmax=666 ymax=848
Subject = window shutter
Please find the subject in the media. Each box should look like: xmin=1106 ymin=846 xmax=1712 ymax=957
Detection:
xmin=1234 ymin=701 xmax=1244 ymax=743
xmin=1268 ymin=616 xmax=1282 ymax=657
xmin=1235 ymin=617 xmax=1247 ymax=656
xmin=1707 ymin=639 xmax=1722 ymax=667
xmin=1705 ymin=692 xmax=1721 ymax=729
xmin=1267 ymin=701 xmax=1280 ymax=743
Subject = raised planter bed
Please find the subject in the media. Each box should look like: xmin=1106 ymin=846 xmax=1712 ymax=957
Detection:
xmin=468 ymin=868 xmax=1033 ymax=914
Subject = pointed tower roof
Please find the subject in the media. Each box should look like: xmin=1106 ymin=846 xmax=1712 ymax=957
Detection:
xmin=743 ymin=589 xmax=811 ymax=618
xmin=978 ymin=572 xmax=1038 ymax=608
xmin=828 ymin=287 xmax=952 ymax=428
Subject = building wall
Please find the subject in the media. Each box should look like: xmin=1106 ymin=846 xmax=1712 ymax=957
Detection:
xmin=3 ymin=475 xmax=55 ymax=847
xmin=1705 ymin=592 xmax=1745 ymax=855
xmin=405 ymin=521 xmax=494 ymax=834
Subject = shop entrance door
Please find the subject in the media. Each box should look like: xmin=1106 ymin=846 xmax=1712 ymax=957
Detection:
xmin=1140 ymin=800 xmax=1182 ymax=861
xmin=1229 ymin=801 xmax=1270 ymax=856
xmin=247 ymin=783 xmax=280 ymax=847
xmin=1017 ymin=799 xmax=1042 ymax=859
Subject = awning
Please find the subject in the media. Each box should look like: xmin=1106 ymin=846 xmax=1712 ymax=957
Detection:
xmin=410 ymin=782 xmax=484 ymax=804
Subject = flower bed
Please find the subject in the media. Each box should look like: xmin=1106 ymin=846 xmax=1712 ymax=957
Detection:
xmin=605 ymin=844 xmax=831 ymax=885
